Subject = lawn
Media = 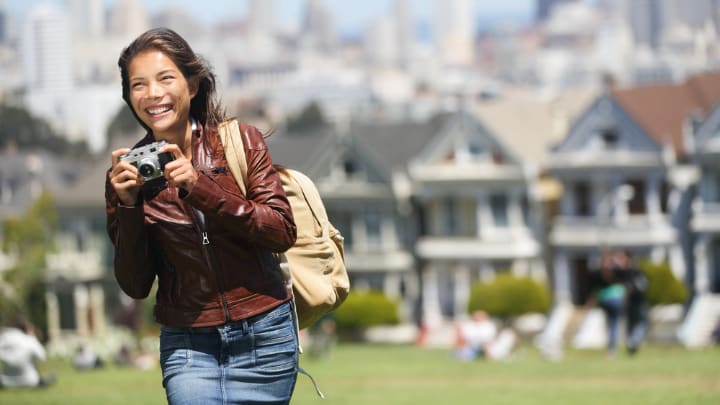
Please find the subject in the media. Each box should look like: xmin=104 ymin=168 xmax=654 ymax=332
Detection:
xmin=1 ymin=343 xmax=718 ymax=404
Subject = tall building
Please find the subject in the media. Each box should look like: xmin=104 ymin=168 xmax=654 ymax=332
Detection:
xmin=248 ymin=0 xmax=275 ymax=34
xmin=395 ymin=0 xmax=415 ymax=66
xmin=67 ymin=0 xmax=104 ymax=37
xmin=432 ymin=0 xmax=475 ymax=66
xmin=626 ymin=0 xmax=664 ymax=50
xmin=22 ymin=4 xmax=73 ymax=92
xmin=0 ymin=0 xmax=6 ymax=44
xmin=536 ymin=0 xmax=578 ymax=22
xmin=301 ymin=0 xmax=337 ymax=52
xmin=108 ymin=0 xmax=149 ymax=38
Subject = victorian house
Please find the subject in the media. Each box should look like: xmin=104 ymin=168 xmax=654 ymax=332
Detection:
xmin=682 ymin=100 xmax=720 ymax=347
xmin=540 ymin=72 xmax=720 ymax=348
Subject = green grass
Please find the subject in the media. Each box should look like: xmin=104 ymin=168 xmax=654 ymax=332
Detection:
xmin=1 ymin=343 xmax=718 ymax=404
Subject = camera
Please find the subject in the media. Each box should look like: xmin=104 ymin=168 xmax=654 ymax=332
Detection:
xmin=119 ymin=140 xmax=175 ymax=182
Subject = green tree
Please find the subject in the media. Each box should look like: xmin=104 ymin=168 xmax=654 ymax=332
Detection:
xmin=0 ymin=104 xmax=89 ymax=155
xmin=285 ymin=101 xmax=327 ymax=133
xmin=636 ymin=259 xmax=688 ymax=306
xmin=0 ymin=192 xmax=59 ymax=338
xmin=467 ymin=274 xmax=552 ymax=320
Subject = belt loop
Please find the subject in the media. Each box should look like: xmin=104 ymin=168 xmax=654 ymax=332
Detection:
xmin=242 ymin=319 xmax=249 ymax=334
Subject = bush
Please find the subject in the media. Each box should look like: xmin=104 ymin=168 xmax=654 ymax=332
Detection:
xmin=636 ymin=259 xmax=688 ymax=306
xmin=467 ymin=274 xmax=551 ymax=319
xmin=334 ymin=290 xmax=400 ymax=330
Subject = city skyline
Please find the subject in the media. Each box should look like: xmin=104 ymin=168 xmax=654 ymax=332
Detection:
xmin=5 ymin=0 xmax=534 ymax=34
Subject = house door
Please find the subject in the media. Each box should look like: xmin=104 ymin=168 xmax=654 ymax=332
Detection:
xmin=711 ymin=238 xmax=720 ymax=293
xmin=571 ymin=256 xmax=592 ymax=305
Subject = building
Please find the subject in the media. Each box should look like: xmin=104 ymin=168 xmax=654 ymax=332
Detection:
xmin=540 ymin=71 xmax=720 ymax=348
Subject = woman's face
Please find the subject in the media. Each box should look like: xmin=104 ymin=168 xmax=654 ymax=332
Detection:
xmin=127 ymin=49 xmax=196 ymax=142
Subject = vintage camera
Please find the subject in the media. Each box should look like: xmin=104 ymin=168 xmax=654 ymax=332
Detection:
xmin=119 ymin=140 xmax=175 ymax=182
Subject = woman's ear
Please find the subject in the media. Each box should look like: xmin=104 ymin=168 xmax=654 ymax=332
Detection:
xmin=189 ymin=78 xmax=199 ymax=99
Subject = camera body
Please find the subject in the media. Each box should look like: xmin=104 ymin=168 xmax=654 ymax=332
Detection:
xmin=119 ymin=140 xmax=175 ymax=182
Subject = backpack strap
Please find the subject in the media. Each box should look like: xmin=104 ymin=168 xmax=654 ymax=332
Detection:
xmin=218 ymin=119 xmax=248 ymax=195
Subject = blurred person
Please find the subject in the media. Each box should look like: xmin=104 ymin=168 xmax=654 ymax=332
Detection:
xmin=585 ymin=250 xmax=626 ymax=357
xmin=0 ymin=317 xmax=55 ymax=388
xmin=455 ymin=310 xmax=517 ymax=361
xmin=106 ymin=28 xmax=298 ymax=404
xmin=73 ymin=344 xmax=104 ymax=370
xmin=614 ymin=250 xmax=648 ymax=355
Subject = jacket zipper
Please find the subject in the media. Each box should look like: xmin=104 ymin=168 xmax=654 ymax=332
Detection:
xmin=192 ymin=206 xmax=232 ymax=323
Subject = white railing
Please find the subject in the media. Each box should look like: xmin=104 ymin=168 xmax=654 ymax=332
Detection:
xmin=551 ymin=215 xmax=676 ymax=246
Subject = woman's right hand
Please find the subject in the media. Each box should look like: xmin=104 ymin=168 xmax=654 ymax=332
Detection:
xmin=110 ymin=148 xmax=143 ymax=206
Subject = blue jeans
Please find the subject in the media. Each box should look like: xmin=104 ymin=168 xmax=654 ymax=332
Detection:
xmin=599 ymin=298 xmax=623 ymax=353
xmin=160 ymin=301 xmax=299 ymax=404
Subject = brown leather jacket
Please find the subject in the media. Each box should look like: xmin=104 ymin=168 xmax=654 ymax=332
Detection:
xmin=105 ymin=121 xmax=296 ymax=327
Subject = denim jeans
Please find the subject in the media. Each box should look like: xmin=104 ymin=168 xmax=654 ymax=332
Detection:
xmin=599 ymin=298 xmax=623 ymax=353
xmin=159 ymin=301 xmax=299 ymax=405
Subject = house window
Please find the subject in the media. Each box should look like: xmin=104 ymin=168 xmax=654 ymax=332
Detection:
xmin=443 ymin=198 xmax=459 ymax=236
xmin=343 ymin=159 xmax=357 ymax=177
xmin=57 ymin=290 xmax=77 ymax=330
xmin=365 ymin=209 xmax=382 ymax=250
xmin=660 ymin=180 xmax=671 ymax=213
xmin=601 ymin=128 xmax=619 ymax=149
xmin=574 ymin=182 xmax=591 ymax=216
xmin=490 ymin=194 xmax=509 ymax=227
xmin=627 ymin=179 xmax=646 ymax=214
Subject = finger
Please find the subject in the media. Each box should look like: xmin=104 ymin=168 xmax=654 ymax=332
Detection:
xmin=111 ymin=148 xmax=131 ymax=167
xmin=161 ymin=143 xmax=183 ymax=160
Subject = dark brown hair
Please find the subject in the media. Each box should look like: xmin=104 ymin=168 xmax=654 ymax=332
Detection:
xmin=118 ymin=27 xmax=225 ymax=139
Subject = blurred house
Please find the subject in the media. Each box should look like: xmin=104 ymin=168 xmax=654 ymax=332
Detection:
xmin=539 ymin=70 xmax=720 ymax=349
xmin=682 ymin=99 xmax=720 ymax=347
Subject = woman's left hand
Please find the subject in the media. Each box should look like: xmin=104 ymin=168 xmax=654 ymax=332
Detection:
xmin=161 ymin=143 xmax=198 ymax=193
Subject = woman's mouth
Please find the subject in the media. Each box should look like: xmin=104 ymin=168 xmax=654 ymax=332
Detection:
xmin=146 ymin=104 xmax=173 ymax=116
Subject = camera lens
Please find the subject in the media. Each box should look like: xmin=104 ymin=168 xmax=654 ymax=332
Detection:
xmin=139 ymin=163 xmax=156 ymax=178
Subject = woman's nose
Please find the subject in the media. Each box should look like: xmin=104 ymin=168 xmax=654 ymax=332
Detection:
xmin=147 ymin=81 xmax=162 ymax=98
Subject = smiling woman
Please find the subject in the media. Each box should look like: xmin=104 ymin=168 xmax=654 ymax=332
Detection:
xmin=105 ymin=28 xmax=299 ymax=405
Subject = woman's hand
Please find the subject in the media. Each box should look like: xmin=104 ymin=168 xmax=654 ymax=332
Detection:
xmin=109 ymin=148 xmax=142 ymax=206
xmin=161 ymin=143 xmax=198 ymax=193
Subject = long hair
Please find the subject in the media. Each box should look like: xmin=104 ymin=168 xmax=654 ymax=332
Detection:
xmin=118 ymin=28 xmax=225 ymax=145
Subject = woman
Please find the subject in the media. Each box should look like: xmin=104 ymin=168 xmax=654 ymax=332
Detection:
xmin=105 ymin=28 xmax=298 ymax=404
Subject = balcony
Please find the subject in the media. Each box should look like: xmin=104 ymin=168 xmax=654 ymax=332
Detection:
xmin=345 ymin=249 xmax=414 ymax=273
xmin=548 ymin=151 xmax=663 ymax=171
xmin=45 ymin=250 xmax=104 ymax=282
xmin=416 ymin=232 xmax=540 ymax=260
xmin=550 ymin=215 xmax=676 ymax=247
xmin=691 ymin=201 xmax=720 ymax=233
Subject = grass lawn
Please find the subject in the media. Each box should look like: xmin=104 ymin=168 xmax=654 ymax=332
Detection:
xmin=0 ymin=343 xmax=718 ymax=404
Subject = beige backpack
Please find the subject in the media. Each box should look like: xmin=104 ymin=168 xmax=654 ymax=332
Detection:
xmin=218 ymin=119 xmax=350 ymax=330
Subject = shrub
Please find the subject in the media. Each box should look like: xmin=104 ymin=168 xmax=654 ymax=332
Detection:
xmin=467 ymin=274 xmax=551 ymax=319
xmin=334 ymin=290 xmax=400 ymax=330
xmin=636 ymin=259 xmax=688 ymax=306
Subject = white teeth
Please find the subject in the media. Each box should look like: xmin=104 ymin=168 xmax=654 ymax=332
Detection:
xmin=147 ymin=105 xmax=172 ymax=115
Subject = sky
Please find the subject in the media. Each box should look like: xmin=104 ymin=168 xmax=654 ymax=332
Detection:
xmin=5 ymin=0 xmax=534 ymax=34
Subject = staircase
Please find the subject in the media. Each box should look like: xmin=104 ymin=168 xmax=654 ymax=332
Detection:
xmin=677 ymin=294 xmax=720 ymax=348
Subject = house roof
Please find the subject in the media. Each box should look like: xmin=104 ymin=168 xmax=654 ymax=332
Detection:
xmin=474 ymin=88 xmax=598 ymax=167
xmin=610 ymin=70 xmax=720 ymax=157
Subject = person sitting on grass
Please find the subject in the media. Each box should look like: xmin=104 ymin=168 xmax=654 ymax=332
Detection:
xmin=455 ymin=310 xmax=517 ymax=361
xmin=0 ymin=317 xmax=56 ymax=389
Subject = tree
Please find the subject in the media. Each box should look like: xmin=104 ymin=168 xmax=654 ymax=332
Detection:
xmin=0 ymin=192 xmax=59 ymax=339
xmin=636 ymin=259 xmax=688 ymax=306
xmin=285 ymin=101 xmax=327 ymax=133
xmin=0 ymin=104 xmax=89 ymax=155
